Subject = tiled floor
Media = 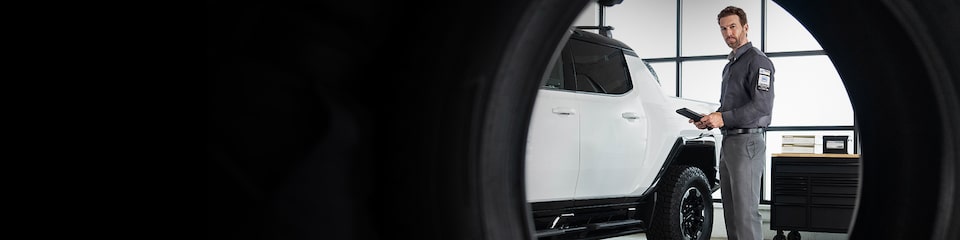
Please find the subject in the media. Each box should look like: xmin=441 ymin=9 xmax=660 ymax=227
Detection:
xmin=606 ymin=203 xmax=849 ymax=240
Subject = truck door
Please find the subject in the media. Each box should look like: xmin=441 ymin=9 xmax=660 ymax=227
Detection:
xmin=525 ymin=48 xmax=581 ymax=203
xmin=568 ymin=39 xmax=650 ymax=199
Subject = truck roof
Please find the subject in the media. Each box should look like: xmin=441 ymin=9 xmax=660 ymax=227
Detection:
xmin=570 ymin=29 xmax=634 ymax=52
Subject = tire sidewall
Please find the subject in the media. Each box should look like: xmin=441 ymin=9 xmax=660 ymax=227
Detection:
xmin=651 ymin=166 xmax=714 ymax=240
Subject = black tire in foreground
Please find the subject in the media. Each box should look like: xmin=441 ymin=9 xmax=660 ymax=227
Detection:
xmin=648 ymin=166 xmax=714 ymax=240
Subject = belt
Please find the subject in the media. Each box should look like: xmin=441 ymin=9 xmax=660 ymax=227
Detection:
xmin=721 ymin=128 xmax=765 ymax=135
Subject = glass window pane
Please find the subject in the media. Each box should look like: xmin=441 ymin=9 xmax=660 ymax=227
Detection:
xmin=542 ymin=53 xmax=565 ymax=90
xmin=607 ymin=0 xmax=677 ymax=58
xmin=682 ymin=0 xmax=762 ymax=56
xmin=766 ymin=0 xmax=823 ymax=52
xmin=649 ymin=62 xmax=677 ymax=97
xmin=569 ymin=40 xmax=632 ymax=94
xmin=680 ymin=60 xmax=728 ymax=103
xmin=770 ymin=56 xmax=853 ymax=126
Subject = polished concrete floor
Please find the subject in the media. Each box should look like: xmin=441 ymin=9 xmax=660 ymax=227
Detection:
xmin=607 ymin=203 xmax=849 ymax=240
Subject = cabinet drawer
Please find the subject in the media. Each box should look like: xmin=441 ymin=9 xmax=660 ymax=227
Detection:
xmin=776 ymin=163 xmax=859 ymax=174
xmin=774 ymin=176 xmax=808 ymax=185
xmin=773 ymin=185 xmax=808 ymax=195
xmin=811 ymin=177 xmax=858 ymax=185
xmin=774 ymin=194 xmax=807 ymax=204
xmin=771 ymin=205 xmax=807 ymax=228
xmin=810 ymin=206 xmax=854 ymax=231
xmin=774 ymin=176 xmax=808 ymax=194
xmin=811 ymin=196 xmax=856 ymax=206
xmin=811 ymin=184 xmax=858 ymax=195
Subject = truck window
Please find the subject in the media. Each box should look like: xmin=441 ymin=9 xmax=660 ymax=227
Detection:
xmin=542 ymin=55 xmax=564 ymax=89
xmin=541 ymin=48 xmax=576 ymax=91
xmin=568 ymin=39 xmax=632 ymax=94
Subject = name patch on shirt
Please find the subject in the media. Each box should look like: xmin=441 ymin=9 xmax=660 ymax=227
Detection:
xmin=758 ymin=68 xmax=771 ymax=91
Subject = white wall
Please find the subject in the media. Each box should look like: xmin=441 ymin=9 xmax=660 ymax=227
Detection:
xmin=573 ymin=3 xmax=597 ymax=29
xmin=606 ymin=0 xmax=678 ymax=58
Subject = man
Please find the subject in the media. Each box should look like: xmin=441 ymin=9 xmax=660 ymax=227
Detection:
xmin=690 ymin=6 xmax=775 ymax=240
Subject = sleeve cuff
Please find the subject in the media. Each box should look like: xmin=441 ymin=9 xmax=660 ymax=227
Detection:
xmin=721 ymin=111 xmax=734 ymax=127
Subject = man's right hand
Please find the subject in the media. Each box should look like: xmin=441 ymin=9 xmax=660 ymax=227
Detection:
xmin=701 ymin=112 xmax=725 ymax=129
xmin=689 ymin=119 xmax=708 ymax=129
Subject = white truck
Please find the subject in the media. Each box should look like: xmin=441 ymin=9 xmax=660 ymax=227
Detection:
xmin=526 ymin=29 xmax=722 ymax=240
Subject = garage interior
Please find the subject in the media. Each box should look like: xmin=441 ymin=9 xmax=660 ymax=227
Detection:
xmin=207 ymin=0 xmax=959 ymax=240
xmin=575 ymin=1 xmax=851 ymax=239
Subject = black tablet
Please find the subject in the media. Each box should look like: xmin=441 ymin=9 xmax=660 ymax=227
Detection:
xmin=676 ymin=108 xmax=704 ymax=122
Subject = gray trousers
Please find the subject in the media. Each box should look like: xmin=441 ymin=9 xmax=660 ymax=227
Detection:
xmin=719 ymin=132 xmax=766 ymax=240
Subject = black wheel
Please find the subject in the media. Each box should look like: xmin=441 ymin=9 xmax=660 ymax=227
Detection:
xmin=772 ymin=230 xmax=787 ymax=240
xmin=648 ymin=166 xmax=714 ymax=240
xmin=787 ymin=230 xmax=801 ymax=240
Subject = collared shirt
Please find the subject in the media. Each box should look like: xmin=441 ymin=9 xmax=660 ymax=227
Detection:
xmin=718 ymin=42 xmax=775 ymax=130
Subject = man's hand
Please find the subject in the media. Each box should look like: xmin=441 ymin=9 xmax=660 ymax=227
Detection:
xmin=700 ymin=112 xmax=725 ymax=129
xmin=689 ymin=119 xmax=708 ymax=129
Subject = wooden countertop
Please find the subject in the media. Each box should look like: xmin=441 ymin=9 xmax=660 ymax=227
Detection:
xmin=772 ymin=153 xmax=860 ymax=158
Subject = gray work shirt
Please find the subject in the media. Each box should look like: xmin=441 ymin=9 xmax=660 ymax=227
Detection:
xmin=718 ymin=42 xmax=775 ymax=129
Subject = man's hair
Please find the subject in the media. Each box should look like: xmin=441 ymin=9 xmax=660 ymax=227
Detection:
xmin=717 ymin=6 xmax=747 ymax=26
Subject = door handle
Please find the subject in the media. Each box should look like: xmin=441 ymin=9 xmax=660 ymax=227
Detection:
xmin=552 ymin=107 xmax=576 ymax=115
xmin=621 ymin=112 xmax=641 ymax=120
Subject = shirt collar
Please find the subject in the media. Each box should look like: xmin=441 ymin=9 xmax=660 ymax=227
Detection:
xmin=727 ymin=42 xmax=753 ymax=62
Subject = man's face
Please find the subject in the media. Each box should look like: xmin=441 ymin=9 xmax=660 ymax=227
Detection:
xmin=719 ymin=15 xmax=748 ymax=49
